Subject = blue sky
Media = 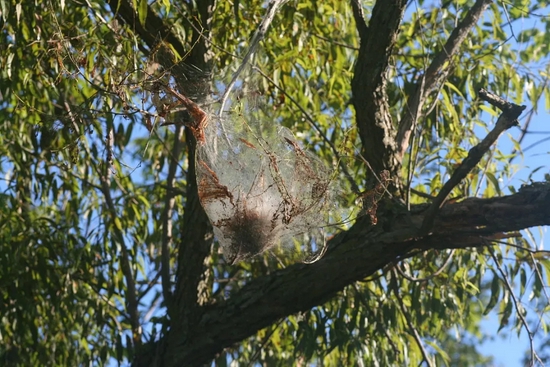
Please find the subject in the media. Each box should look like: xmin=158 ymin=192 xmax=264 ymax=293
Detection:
xmin=398 ymin=1 xmax=550 ymax=364
xmin=2 ymin=1 xmax=549 ymax=365
xmin=475 ymin=3 xmax=550 ymax=365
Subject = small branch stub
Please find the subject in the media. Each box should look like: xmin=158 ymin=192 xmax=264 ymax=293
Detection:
xmin=419 ymin=89 xmax=526 ymax=235
xmin=478 ymin=88 xmax=526 ymax=119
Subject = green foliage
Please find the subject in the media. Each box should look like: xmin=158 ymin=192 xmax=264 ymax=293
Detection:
xmin=1 ymin=0 xmax=550 ymax=366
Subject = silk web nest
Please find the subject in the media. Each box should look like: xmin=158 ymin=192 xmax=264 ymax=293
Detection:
xmin=180 ymin=64 xmax=346 ymax=264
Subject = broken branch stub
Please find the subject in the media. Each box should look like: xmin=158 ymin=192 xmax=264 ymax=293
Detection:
xmin=419 ymin=88 xmax=526 ymax=235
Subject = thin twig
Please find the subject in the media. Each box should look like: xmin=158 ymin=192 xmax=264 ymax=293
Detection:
xmin=410 ymin=188 xmax=436 ymax=200
xmin=312 ymin=33 xmax=359 ymax=50
xmin=136 ymin=271 xmax=162 ymax=303
xmin=96 ymin=161 xmax=142 ymax=349
xmin=499 ymin=0 xmax=518 ymax=42
xmin=391 ymin=269 xmax=435 ymax=367
xmin=420 ymin=89 xmax=525 ymax=235
xmin=489 ymin=247 xmax=543 ymax=367
xmin=246 ymin=319 xmax=285 ymax=366
xmin=399 ymin=0 xmax=432 ymax=207
xmin=528 ymin=252 xmax=550 ymax=340
xmin=473 ymin=145 xmax=496 ymax=198
xmin=352 ymin=284 xmax=401 ymax=357
xmin=355 ymin=153 xmax=394 ymax=199
xmin=160 ymin=124 xmax=184 ymax=316
xmin=523 ymin=136 xmax=550 ymax=152
xmin=405 ymin=75 xmax=425 ymax=209
xmin=508 ymin=98 xmax=543 ymax=163
xmin=492 ymin=239 xmax=550 ymax=256
xmin=218 ymin=0 xmax=289 ymax=115
xmin=396 ymin=249 xmax=455 ymax=282
xmin=357 ymin=268 xmax=388 ymax=283
xmin=529 ymin=253 xmax=550 ymax=302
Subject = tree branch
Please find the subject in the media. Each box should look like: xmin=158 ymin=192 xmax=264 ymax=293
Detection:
xmin=489 ymin=248 xmax=543 ymax=367
xmin=219 ymin=0 xmax=288 ymax=115
xmin=395 ymin=249 xmax=455 ymax=282
xmin=103 ymin=0 xmax=216 ymax=362
xmin=351 ymin=0 xmax=408 ymax=183
xmin=161 ymin=2 xmax=216 ymax=365
xmin=96 ymin=162 xmax=142 ymax=350
xmin=106 ymin=0 xmax=186 ymax=56
xmin=391 ymin=269 xmax=434 ymax=367
xmin=419 ymin=89 xmax=525 ymax=235
xmin=396 ymin=0 xmax=493 ymax=159
xmin=160 ymin=124 xmax=184 ymax=317
xmin=155 ymin=181 xmax=550 ymax=366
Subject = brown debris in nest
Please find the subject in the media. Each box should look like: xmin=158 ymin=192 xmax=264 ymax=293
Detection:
xmin=360 ymin=170 xmax=391 ymax=225
xmin=163 ymin=86 xmax=209 ymax=144
xmin=215 ymin=202 xmax=279 ymax=264
xmin=197 ymin=160 xmax=234 ymax=205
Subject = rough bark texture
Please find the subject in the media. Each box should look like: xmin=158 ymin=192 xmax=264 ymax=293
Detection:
xmin=351 ymin=0 xmax=408 ymax=182
xmin=103 ymin=0 xmax=550 ymax=366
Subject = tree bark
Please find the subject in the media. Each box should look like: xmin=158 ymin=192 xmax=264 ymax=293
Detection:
xmin=138 ymin=182 xmax=550 ymax=366
xmin=351 ymin=0 xmax=408 ymax=183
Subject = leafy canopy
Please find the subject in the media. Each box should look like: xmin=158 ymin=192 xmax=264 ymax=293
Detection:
xmin=1 ymin=0 xmax=550 ymax=366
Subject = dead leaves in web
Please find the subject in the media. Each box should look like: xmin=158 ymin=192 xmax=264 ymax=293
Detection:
xmin=360 ymin=170 xmax=391 ymax=225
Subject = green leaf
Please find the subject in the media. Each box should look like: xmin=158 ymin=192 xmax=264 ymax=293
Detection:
xmin=138 ymin=0 xmax=148 ymax=27
xmin=426 ymin=340 xmax=450 ymax=365
xmin=162 ymin=0 xmax=170 ymax=14
xmin=498 ymin=295 xmax=513 ymax=333
xmin=485 ymin=171 xmax=502 ymax=196
xmin=114 ymin=217 xmax=123 ymax=231
xmin=479 ymin=104 xmax=499 ymax=117
xmin=483 ymin=274 xmax=501 ymax=315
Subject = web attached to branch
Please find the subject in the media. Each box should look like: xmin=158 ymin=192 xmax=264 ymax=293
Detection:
xmin=189 ymin=63 xmax=348 ymax=264
xmin=161 ymin=0 xmax=349 ymax=263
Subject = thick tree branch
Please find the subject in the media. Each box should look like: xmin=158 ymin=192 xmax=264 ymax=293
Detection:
xmin=396 ymin=0 xmax=493 ymax=160
xmin=157 ymin=181 xmax=550 ymax=366
xmin=162 ymin=129 xmax=213 ymax=366
xmin=162 ymin=2 xmax=215 ymax=366
xmin=103 ymin=0 xmax=216 ymax=362
xmin=104 ymin=3 xmax=543 ymax=367
xmin=351 ymin=0 xmax=408 ymax=182
xmin=420 ymin=89 xmax=526 ymax=234
xmin=107 ymin=0 xmax=186 ymax=56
